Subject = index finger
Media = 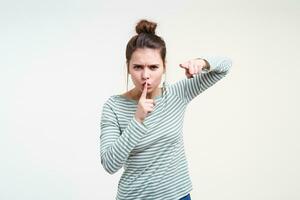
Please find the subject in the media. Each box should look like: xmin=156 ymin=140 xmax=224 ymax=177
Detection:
xmin=140 ymin=80 xmax=148 ymax=100
xmin=179 ymin=63 xmax=189 ymax=69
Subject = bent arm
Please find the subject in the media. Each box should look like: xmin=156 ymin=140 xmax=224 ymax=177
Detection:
xmin=171 ymin=55 xmax=232 ymax=104
xmin=100 ymin=102 xmax=148 ymax=174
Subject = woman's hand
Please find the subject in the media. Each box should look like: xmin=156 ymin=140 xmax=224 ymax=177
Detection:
xmin=134 ymin=80 xmax=155 ymax=123
xmin=179 ymin=58 xmax=210 ymax=79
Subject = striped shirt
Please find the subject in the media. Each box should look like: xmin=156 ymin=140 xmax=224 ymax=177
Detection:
xmin=100 ymin=56 xmax=232 ymax=200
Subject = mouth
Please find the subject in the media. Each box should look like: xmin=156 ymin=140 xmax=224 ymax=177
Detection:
xmin=142 ymin=83 xmax=151 ymax=90
xmin=142 ymin=82 xmax=151 ymax=87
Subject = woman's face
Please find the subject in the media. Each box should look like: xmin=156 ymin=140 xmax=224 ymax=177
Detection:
xmin=128 ymin=48 xmax=165 ymax=94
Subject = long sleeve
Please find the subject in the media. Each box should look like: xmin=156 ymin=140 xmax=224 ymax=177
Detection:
xmin=170 ymin=55 xmax=232 ymax=104
xmin=100 ymin=102 xmax=148 ymax=174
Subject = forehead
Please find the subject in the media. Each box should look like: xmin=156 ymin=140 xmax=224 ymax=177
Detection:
xmin=130 ymin=48 xmax=163 ymax=64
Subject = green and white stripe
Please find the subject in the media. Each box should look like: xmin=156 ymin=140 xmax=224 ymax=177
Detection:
xmin=100 ymin=56 xmax=232 ymax=200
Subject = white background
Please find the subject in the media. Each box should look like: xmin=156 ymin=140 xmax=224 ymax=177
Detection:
xmin=1 ymin=0 xmax=299 ymax=199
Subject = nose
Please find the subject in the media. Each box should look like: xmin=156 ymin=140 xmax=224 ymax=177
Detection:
xmin=142 ymin=68 xmax=150 ymax=80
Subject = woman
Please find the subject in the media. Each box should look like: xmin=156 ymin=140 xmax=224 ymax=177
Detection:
xmin=100 ymin=19 xmax=232 ymax=200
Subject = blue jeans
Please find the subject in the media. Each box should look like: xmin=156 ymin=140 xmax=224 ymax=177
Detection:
xmin=179 ymin=193 xmax=191 ymax=200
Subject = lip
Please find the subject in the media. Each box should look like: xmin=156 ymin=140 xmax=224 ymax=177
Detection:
xmin=142 ymin=82 xmax=151 ymax=87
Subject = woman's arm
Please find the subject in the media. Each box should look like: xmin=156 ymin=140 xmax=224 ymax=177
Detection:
xmin=100 ymin=102 xmax=148 ymax=174
xmin=170 ymin=56 xmax=232 ymax=104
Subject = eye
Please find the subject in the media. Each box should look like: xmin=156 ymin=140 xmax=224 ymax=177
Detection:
xmin=150 ymin=65 xmax=159 ymax=70
xmin=133 ymin=65 xmax=142 ymax=69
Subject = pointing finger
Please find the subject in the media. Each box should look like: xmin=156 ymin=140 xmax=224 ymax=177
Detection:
xmin=179 ymin=63 xmax=189 ymax=69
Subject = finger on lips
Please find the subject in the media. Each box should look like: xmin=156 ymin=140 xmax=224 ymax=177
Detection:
xmin=141 ymin=81 xmax=148 ymax=99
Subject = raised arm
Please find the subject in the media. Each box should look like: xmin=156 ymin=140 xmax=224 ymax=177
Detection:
xmin=100 ymin=102 xmax=148 ymax=174
xmin=170 ymin=55 xmax=232 ymax=104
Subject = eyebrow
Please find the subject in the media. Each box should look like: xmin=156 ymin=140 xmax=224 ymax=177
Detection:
xmin=133 ymin=64 xmax=160 ymax=66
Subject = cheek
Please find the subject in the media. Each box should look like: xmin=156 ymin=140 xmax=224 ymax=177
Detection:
xmin=153 ymin=73 xmax=164 ymax=84
xmin=130 ymin=73 xmax=140 ymax=85
xmin=131 ymin=76 xmax=138 ymax=84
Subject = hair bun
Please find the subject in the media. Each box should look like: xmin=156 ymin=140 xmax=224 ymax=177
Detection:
xmin=135 ymin=19 xmax=157 ymax=35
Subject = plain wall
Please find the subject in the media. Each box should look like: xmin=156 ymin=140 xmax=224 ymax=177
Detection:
xmin=1 ymin=0 xmax=299 ymax=199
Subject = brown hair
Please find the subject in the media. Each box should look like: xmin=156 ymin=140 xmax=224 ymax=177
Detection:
xmin=125 ymin=19 xmax=167 ymax=91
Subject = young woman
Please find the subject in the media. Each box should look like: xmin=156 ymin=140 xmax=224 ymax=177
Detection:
xmin=100 ymin=19 xmax=232 ymax=200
